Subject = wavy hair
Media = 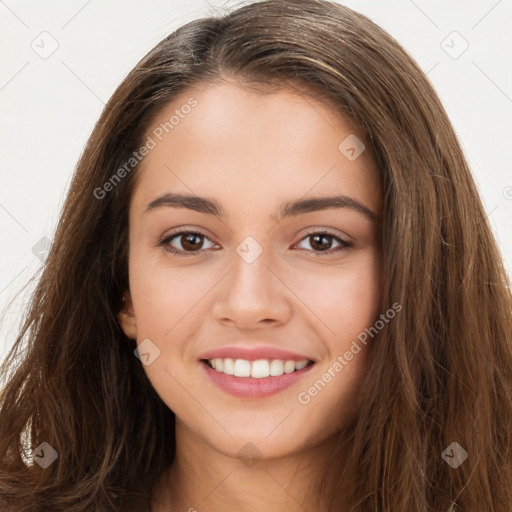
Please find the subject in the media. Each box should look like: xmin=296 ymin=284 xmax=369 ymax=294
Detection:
xmin=1 ymin=1 xmax=511 ymax=510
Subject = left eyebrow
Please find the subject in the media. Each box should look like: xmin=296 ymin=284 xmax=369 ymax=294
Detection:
xmin=276 ymin=195 xmax=380 ymax=224
xmin=144 ymin=192 xmax=379 ymax=223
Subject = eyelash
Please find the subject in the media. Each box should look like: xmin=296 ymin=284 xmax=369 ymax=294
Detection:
xmin=157 ymin=229 xmax=353 ymax=257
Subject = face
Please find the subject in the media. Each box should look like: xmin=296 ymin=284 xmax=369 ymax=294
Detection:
xmin=119 ymin=80 xmax=382 ymax=460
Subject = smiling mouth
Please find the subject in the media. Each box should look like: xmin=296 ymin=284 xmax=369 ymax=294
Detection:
xmin=201 ymin=358 xmax=315 ymax=378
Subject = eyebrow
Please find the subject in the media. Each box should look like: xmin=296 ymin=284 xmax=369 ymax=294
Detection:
xmin=144 ymin=192 xmax=379 ymax=223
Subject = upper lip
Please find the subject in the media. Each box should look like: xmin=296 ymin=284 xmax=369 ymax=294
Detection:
xmin=199 ymin=345 xmax=315 ymax=362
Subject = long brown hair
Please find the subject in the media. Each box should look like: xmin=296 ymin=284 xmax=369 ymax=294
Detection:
xmin=1 ymin=1 xmax=511 ymax=510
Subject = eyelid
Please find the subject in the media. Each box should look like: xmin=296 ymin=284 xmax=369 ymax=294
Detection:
xmin=291 ymin=228 xmax=352 ymax=256
xmin=157 ymin=228 xmax=218 ymax=256
xmin=158 ymin=227 xmax=353 ymax=257
xmin=294 ymin=227 xmax=353 ymax=245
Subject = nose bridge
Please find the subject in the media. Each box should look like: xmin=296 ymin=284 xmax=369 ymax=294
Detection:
xmin=211 ymin=234 xmax=291 ymax=326
xmin=230 ymin=235 xmax=274 ymax=298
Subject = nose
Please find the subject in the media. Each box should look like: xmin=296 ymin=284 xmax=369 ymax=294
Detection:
xmin=211 ymin=246 xmax=293 ymax=330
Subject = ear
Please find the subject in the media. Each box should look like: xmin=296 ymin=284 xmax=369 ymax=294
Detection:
xmin=117 ymin=290 xmax=137 ymax=340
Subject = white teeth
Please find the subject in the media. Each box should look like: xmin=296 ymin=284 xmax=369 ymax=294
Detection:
xmin=206 ymin=358 xmax=311 ymax=378
xmin=283 ymin=360 xmax=296 ymax=373
xmin=251 ymin=359 xmax=270 ymax=378
xmin=234 ymin=359 xmax=251 ymax=377
xmin=269 ymin=359 xmax=284 ymax=376
xmin=295 ymin=360 xmax=308 ymax=370
xmin=223 ymin=358 xmax=234 ymax=375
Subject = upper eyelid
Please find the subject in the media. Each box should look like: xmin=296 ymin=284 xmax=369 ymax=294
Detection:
xmin=161 ymin=228 xmax=350 ymax=250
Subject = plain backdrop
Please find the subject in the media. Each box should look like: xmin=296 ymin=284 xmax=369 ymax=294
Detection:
xmin=1 ymin=0 xmax=511 ymax=366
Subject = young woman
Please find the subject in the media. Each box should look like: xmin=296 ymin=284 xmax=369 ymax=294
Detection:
xmin=1 ymin=1 xmax=511 ymax=511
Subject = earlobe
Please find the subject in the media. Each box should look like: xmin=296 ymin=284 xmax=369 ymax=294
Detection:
xmin=117 ymin=291 xmax=137 ymax=339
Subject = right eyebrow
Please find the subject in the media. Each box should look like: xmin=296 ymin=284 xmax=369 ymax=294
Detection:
xmin=144 ymin=193 xmax=226 ymax=217
xmin=143 ymin=192 xmax=379 ymax=224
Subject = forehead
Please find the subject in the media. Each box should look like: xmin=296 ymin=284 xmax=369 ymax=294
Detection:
xmin=131 ymin=80 xmax=381 ymax=216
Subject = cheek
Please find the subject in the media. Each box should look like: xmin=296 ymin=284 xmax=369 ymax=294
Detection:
xmin=128 ymin=248 xmax=216 ymax=336
xmin=127 ymin=258 xmax=216 ymax=407
xmin=289 ymin=251 xmax=381 ymax=349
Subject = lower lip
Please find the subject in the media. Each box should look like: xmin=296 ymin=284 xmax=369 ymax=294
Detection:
xmin=200 ymin=360 xmax=315 ymax=399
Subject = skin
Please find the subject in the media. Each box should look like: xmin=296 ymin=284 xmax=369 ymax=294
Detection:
xmin=118 ymin=78 xmax=382 ymax=512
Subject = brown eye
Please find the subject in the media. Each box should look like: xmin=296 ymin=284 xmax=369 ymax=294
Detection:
xmin=180 ymin=233 xmax=204 ymax=251
xmin=295 ymin=231 xmax=352 ymax=255
xmin=159 ymin=230 xmax=216 ymax=256
xmin=159 ymin=230 xmax=352 ymax=257
xmin=309 ymin=234 xmax=335 ymax=251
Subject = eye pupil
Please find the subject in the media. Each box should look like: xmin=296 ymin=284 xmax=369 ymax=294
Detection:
xmin=182 ymin=233 xmax=202 ymax=250
xmin=163 ymin=231 xmax=346 ymax=257
xmin=311 ymin=234 xmax=332 ymax=251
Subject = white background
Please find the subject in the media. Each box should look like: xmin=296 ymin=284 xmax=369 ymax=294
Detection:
xmin=1 ymin=0 xmax=511 ymax=366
